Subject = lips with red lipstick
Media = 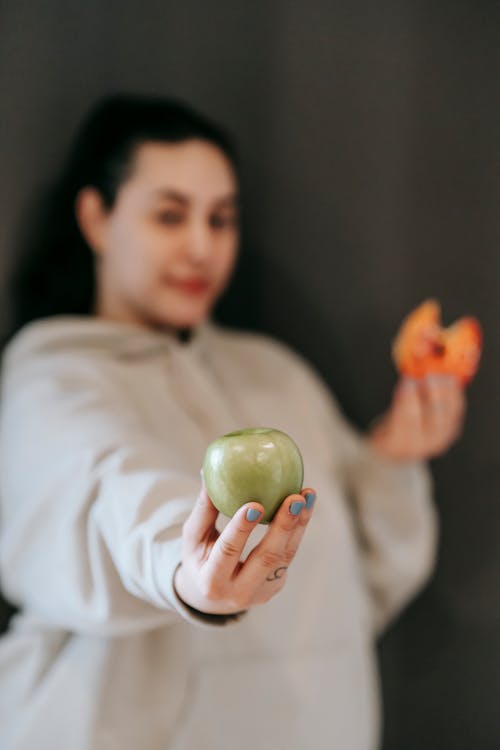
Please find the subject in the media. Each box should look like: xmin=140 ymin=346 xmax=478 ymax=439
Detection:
xmin=163 ymin=275 xmax=211 ymax=295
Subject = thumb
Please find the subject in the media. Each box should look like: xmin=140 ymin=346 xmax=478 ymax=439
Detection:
xmin=182 ymin=483 xmax=219 ymax=552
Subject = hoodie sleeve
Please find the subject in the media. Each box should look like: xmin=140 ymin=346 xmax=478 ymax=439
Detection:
xmin=334 ymin=425 xmax=437 ymax=635
xmin=274 ymin=341 xmax=438 ymax=635
xmin=0 ymin=341 xmax=238 ymax=636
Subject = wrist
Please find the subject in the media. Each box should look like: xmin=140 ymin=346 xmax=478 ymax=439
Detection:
xmin=366 ymin=427 xmax=423 ymax=465
xmin=173 ymin=564 xmax=247 ymax=622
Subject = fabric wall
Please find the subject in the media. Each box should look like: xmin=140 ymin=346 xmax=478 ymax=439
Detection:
xmin=1 ymin=2 xmax=498 ymax=748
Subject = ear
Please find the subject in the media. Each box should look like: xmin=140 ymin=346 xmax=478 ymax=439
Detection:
xmin=75 ymin=187 xmax=109 ymax=256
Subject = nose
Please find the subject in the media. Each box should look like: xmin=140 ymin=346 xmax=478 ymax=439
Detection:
xmin=186 ymin=219 xmax=213 ymax=265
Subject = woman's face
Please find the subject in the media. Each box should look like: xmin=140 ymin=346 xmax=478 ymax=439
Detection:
xmin=80 ymin=139 xmax=239 ymax=331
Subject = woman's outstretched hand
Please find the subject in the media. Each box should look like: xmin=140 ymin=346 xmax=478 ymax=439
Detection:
xmin=368 ymin=374 xmax=466 ymax=462
xmin=173 ymin=485 xmax=317 ymax=616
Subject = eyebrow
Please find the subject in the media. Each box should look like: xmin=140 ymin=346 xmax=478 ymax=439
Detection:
xmin=153 ymin=189 xmax=238 ymax=207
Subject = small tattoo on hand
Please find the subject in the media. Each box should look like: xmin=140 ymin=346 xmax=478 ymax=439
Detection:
xmin=266 ymin=566 xmax=288 ymax=581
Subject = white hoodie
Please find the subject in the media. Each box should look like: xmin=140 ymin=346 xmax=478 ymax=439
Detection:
xmin=0 ymin=317 xmax=436 ymax=750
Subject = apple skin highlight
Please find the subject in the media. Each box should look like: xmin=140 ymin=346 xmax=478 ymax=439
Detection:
xmin=202 ymin=428 xmax=304 ymax=524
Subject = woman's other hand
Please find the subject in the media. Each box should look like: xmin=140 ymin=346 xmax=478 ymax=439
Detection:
xmin=173 ymin=485 xmax=317 ymax=616
xmin=367 ymin=375 xmax=466 ymax=462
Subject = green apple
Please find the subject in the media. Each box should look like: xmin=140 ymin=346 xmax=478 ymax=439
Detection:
xmin=202 ymin=427 xmax=304 ymax=524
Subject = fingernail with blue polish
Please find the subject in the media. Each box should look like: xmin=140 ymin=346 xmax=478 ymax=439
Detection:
xmin=246 ymin=508 xmax=261 ymax=522
xmin=305 ymin=492 xmax=316 ymax=509
xmin=290 ymin=501 xmax=305 ymax=516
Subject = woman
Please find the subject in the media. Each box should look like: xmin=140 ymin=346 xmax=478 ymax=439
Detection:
xmin=0 ymin=94 xmax=465 ymax=749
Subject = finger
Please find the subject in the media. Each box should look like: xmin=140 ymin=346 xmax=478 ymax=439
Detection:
xmin=182 ymin=485 xmax=220 ymax=553
xmin=445 ymin=377 xmax=467 ymax=425
xmin=423 ymin=372 xmax=453 ymax=399
xmin=285 ymin=487 xmax=317 ymax=559
xmin=203 ymin=502 xmax=265 ymax=581
xmin=421 ymin=375 xmax=469 ymax=454
xmin=422 ymin=374 xmax=456 ymax=434
xmin=391 ymin=378 xmax=424 ymax=433
xmin=238 ymin=493 xmax=307 ymax=587
xmin=436 ymin=378 xmax=467 ymax=448
xmin=301 ymin=487 xmax=317 ymax=512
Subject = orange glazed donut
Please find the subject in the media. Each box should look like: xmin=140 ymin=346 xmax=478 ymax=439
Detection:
xmin=392 ymin=299 xmax=482 ymax=385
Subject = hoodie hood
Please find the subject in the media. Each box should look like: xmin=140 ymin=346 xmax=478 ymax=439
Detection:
xmin=3 ymin=315 xmax=215 ymax=369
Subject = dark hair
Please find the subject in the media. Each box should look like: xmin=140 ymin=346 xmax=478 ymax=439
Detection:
xmin=6 ymin=94 xmax=238 ymax=339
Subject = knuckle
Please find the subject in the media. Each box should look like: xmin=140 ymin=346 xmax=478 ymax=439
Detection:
xmin=234 ymin=523 xmax=250 ymax=537
xmin=277 ymin=515 xmax=299 ymax=533
xmin=218 ymin=537 xmax=240 ymax=559
xmin=260 ymin=550 xmax=283 ymax=570
xmin=297 ymin=510 xmax=310 ymax=527
xmin=200 ymin=578 xmax=224 ymax=602
xmin=283 ymin=548 xmax=296 ymax=565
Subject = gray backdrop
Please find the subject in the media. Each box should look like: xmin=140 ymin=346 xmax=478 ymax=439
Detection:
xmin=1 ymin=2 xmax=498 ymax=748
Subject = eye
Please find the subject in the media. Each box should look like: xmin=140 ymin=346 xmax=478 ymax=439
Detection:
xmin=156 ymin=210 xmax=185 ymax=226
xmin=209 ymin=213 xmax=238 ymax=230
